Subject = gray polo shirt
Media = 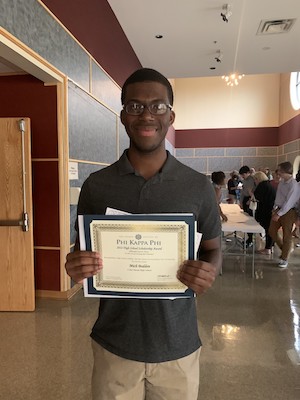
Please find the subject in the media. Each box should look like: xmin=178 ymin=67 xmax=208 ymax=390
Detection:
xmin=240 ymin=175 xmax=255 ymax=204
xmin=77 ymin=150 xmax=221 ymax=363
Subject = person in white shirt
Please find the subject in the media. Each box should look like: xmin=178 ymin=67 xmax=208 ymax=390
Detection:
xmin=269 ymin=162 xmax=300 ymax=268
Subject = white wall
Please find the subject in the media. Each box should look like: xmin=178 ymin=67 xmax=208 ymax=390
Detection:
xmin=173 ymin=74 xmax=280 ymax=129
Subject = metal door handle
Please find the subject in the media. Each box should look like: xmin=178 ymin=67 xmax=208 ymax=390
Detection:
xmin=0 ymin=212 xmax=29 ymax=231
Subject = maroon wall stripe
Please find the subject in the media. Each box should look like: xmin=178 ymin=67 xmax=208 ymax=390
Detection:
xmin=175 ymin=127 xmax=279 ymax=148
xmin=41 ymin=0 xmax=142 ymax=86
xmin=278 ymin=113 xmax=300 ymax=145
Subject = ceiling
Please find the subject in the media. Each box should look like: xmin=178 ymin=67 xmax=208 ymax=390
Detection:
xmin=107 ymin=0 xmax=300 ymax=79
xmin=1 ymin=0 xmax=299 ymax=81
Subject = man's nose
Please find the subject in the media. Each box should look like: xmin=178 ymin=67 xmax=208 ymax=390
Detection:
xmin=139 ymin=106 xmax=154 ymax=118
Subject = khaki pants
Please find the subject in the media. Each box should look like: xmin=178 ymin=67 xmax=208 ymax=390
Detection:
xmin=269 ymin=208 xmax=297 ymax=260
xmin=91 ymin=340 xmax=201 ymax=400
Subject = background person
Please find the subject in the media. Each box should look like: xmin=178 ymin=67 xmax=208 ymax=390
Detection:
xmin=227 ymin=170 xmax=240 ymax=204
xmin=292 ymin=169 xmax=300 ymax=239
xmin=239 ymin=165 xmax=256 ymax=247
xmin=65 ymin=68 xmax=222 ymax=400
xmin=295 ymin=183 xmax=300 ymax=247
xmin=264 ymin=167 xmax=273 ymax=180
xmin=253 ymin=172 xmax=276 ymax=255
xmin=270 ymin=168 xmax=281 ymax=191
xmin=269 ymin=161 xmax=300 ymax=268
xmin=211 ymin=171 xmax=228 ymax=221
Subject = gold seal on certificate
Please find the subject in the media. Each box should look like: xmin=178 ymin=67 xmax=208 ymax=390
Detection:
xmin=78 ymin=213 xmax=196 ymax=299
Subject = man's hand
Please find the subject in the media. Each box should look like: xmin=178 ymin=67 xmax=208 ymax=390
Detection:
xmin=177 ymin=260 xmax=217 ymax=295
xmin=272 ymin=213 xmax=280 ymax=222
xmin=65 ymin=251 xmax=102 ymax=283
xmin=221 ymin=213 xmax=228 ymax=222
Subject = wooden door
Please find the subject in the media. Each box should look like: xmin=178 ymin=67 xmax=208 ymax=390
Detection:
xmin=0 ymin=118 xmax=34 ymax=311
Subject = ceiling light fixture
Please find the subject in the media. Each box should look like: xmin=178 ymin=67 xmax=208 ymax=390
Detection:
xmin=222 ymin=73 xmax=244 ymax=86
xmin=221 ymin=1 xmax=245 ymax=87
xmin=221 ymin=4 xmax=232 ymax=23
xmin=215 ymin=50 xmax=223 ymax=63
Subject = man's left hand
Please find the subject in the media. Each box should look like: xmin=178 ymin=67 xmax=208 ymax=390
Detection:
xmin=272 ymin=213 xmax=280 ymax=222
xmin=177 ymin=260 xmax=217 ymax=295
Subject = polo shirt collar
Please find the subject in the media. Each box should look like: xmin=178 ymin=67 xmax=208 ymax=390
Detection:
xmin=118 ymin=150 xmax=177 ymax=180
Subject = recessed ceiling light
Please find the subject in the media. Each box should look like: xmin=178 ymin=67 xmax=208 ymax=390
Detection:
xmin=210 ymin=67 xmax=216 ymax=70
xmin=155 ymin=35 xmax=163 ymax=39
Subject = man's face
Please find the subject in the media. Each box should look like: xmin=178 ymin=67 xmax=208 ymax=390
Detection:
xmin=121 ymin=81 xmax=175 ymax=154
xmin=277 ymin=168 xmax=290 ymax=181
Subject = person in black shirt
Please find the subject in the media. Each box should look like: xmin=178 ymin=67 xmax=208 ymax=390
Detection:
xmin=65 ymin=68 xmax=221 ymax=400
xmin=253 ymin=172 xmax=276 ymax=254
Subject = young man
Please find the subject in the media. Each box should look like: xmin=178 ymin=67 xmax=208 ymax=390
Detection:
xmin=239 ymin=165 xmax=256 ymax=247
xmin=65 ymin=68 xmax=222 ymax=400
xmin=269 ymin=161 xmax=300 ymax=268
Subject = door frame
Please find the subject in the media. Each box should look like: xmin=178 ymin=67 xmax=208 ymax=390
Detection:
xmin=0 ymin=27 xmax=71 ymax=292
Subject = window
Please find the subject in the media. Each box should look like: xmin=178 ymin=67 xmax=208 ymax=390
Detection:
xmin=290 ymin=72 xmax=300 ymax=110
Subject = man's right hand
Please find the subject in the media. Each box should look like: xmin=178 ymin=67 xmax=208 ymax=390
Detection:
xmin=65 ymin=251 xmax=102 ymax=283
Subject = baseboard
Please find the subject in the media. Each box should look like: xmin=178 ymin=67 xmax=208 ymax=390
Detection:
xmin=35 ymin=284 xmax=82 ymax=300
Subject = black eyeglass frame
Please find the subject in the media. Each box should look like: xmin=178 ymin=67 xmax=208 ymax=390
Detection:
xmin=123 ymin=101 xmax=172 ymax=116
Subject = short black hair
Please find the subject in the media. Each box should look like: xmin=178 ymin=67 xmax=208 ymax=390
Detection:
xmin=239 ymin=165 xmax=250 ymax=175
xmin=211 ymin=171 xmax=226 ymax=185
xmin=121 ymin=68 xmax=174 ymax=106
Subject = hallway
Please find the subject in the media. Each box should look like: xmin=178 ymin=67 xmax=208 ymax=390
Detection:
xmin=0 ymin=244 xmax=299 ymax=400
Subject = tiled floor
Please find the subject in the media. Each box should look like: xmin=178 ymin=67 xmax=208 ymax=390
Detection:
xmin=0 ymin=240 xmax=299 ymax=400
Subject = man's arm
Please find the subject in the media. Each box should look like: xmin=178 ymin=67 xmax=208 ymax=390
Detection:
xmin=277 ymin=182 xmax=300 ymax=216
xmin=177 ymin=236 xmax=222 ymax=295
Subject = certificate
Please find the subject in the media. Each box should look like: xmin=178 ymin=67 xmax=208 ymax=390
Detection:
xmin=79 ymin=214 xmax=196 ymax=299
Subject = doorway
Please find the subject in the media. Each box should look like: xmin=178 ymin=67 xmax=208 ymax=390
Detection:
xmin=0 ymin=29 xmax=69 ymax=309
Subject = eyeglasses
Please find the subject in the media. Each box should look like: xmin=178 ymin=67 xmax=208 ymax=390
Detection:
xmin=123 ymin=101 xmax=172 ymax=116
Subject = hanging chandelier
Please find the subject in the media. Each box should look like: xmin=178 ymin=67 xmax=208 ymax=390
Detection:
xmin=222 ymin=73 xmax=245 ymax=86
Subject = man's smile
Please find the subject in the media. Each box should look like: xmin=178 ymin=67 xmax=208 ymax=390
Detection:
xmin=135 ymin=126 xmax=157 ymax=136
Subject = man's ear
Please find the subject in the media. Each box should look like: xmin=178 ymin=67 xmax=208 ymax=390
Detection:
xmin=120 ymin=109 xmax=125 ymax=125
xmin=169 ymin=110 xmax=175 ymax=126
